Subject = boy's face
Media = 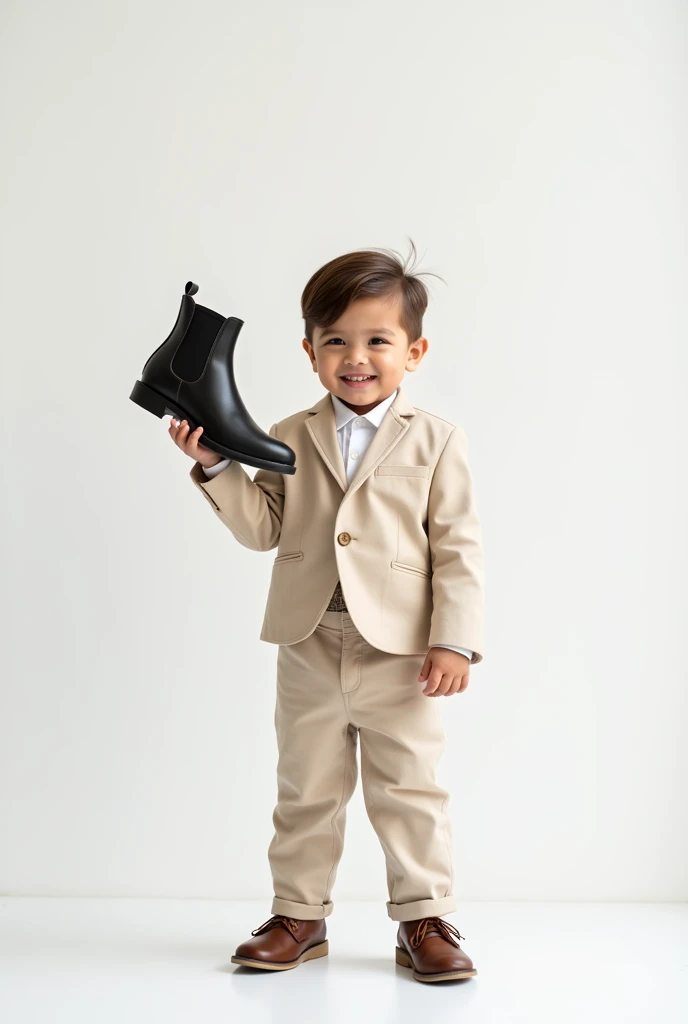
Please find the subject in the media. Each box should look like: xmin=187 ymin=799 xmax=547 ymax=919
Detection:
xmin=302 ymin=294 xmax=428 ymax=415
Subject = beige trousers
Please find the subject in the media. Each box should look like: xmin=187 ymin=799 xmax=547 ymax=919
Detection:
xmin=267 ymin=608 xmax=457 ymax=923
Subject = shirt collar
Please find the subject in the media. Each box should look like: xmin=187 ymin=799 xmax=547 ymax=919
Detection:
xmin=330 ymin=387 xmax=399 ymax=432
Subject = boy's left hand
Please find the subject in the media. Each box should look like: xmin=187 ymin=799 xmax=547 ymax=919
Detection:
xmin=418 ymin=647 xmax=470 ymax=696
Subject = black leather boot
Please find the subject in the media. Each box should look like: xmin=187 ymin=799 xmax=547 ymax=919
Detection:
xmin=129 ymin=281 xmax=296 ymax=474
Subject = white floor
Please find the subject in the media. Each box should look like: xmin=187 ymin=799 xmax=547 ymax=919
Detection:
xmin=1 ymin=898 xmax=686 ymax=1023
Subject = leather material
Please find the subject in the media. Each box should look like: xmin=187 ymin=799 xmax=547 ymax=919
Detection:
xmin=231 ymin=915 xmax=327 ymax=968
xmin=130 ymin=281 xmax=296 ymax=474
xmin=396 ymin=917 xmax=477 ymax=980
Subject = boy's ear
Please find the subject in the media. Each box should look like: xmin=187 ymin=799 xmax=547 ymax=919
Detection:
xmin=302 ymin=338 xmax=317 ymax=368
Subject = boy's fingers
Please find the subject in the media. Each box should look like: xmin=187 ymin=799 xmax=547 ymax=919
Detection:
xmin=425 ymin=672 xmax=452 ymax=696
xmin=168 ymin=417 xmax=205 ymax=456
xmin=170 ymin=419 xmax=189 ymax=448
xmin=423 ymin=674 xmax=440 ymax=695
xmin=186 ymin=425 xmax=204 ymax=453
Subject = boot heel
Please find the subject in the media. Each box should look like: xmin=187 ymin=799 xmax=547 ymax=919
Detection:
xmin=130 ymin=379 xmax=170 ymax=418
xmin=395 ymin=946 xmax=413 ymax=968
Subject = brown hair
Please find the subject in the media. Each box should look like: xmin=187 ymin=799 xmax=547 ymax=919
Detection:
xmin=301 ymin=237 xmax=446 ymax=348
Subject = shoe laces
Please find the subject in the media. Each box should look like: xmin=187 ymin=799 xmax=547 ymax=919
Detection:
xmin=251 ymin=914 xmax=301 ymax=940
xmin=409 ymin=916 xmax=465 ymax=949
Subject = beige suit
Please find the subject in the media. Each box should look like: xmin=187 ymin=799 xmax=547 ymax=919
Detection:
xmin=189 ymin=385 xmax=484 ymax=661
xmin=189 ymin=385 xmax=484 ymax=922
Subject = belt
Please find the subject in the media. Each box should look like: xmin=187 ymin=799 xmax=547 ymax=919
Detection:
xmin=326 ymin=579 xmax=348 ymax=611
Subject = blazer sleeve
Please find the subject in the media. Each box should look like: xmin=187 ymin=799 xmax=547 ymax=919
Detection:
xmin=426 ymin=425 xmax=484 ymax=663
xmin=188 ymin=423 xmax=285 ymax=552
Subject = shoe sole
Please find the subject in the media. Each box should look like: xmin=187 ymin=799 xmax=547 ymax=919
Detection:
xmin=129 ymin=379 xmax=296 ymax=474
xmin=395 ymin=945 xmax=478 ymax=982
xmin=230 ymin=939 xmax=329 ymax=970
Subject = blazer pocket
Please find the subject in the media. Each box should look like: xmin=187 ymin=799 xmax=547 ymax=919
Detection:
xmin=390 ymin=559 xmax=431 ymax=579
xmin=375 ymin=465 xmax=430 ymax=477
xmin=273 ymin=550 xmax=304 ymax=564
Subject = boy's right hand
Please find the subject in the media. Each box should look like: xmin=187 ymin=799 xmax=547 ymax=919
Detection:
xmin=168 ymin=417 xmax=223 ymax=469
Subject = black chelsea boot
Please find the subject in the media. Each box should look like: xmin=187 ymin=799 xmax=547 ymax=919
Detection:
xmin=129 ymin=281 xmax=296 ymax=475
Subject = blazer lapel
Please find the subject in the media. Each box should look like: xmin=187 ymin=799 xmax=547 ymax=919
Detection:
xmin=304 ymin=385 xmax=416 ymax=499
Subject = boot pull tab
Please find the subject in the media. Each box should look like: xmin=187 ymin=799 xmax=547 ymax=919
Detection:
xmin=185 ymin=281 xmax=199 ymax=296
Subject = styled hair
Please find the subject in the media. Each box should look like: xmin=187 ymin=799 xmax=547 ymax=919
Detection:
xmin=301 ymin=237 xmax=446 ymax=348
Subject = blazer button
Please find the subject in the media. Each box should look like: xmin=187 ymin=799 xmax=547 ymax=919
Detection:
xmin=337 ymin=532 xmax=351 ymax=545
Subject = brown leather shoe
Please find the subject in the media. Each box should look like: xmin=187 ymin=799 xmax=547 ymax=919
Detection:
xmin=395 ymin=916 xmax=477 ymax=982
xmin=231 ymin=915 xmax=328 ymax=971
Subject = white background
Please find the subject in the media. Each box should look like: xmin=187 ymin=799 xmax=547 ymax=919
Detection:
xmin=1 ymin=0 xmax=685 ymax=904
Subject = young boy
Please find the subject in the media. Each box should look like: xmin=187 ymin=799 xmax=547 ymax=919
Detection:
xmin=169 ymin=245 xmax=484 ymax=983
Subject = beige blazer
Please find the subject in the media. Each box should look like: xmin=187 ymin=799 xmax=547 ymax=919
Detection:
xmin=189 ymin=385 xmax=484 ymax=662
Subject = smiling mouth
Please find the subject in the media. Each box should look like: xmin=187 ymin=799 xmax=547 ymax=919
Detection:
xmin=340 ymin=375 xmax=377 ymax=380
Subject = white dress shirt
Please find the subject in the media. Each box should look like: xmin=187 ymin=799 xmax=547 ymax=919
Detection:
xmin=200 ymin=388 xmax=473 ymax=660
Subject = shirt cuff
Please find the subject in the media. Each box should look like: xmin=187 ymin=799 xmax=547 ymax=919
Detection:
xmin=433 ymin=644 xmax=474 ymax=660
xmin=202 ymin=458 xmax=232 ymax=478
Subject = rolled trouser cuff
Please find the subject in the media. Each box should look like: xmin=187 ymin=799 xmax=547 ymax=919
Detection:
xmin=271 ymin=897 xmax=334 ymax=920
xmin=386 ymin=894 xmax=457 ymax=922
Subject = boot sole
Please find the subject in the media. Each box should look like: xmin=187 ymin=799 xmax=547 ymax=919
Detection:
xmin=129 ymin=379 xmax=296 ymax=474
xmin=230 ymin=939 xmax=329 ymax=970
xmin=395 ymin=945 xmax=478 ymax=982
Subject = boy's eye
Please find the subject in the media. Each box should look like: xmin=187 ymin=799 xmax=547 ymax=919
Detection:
xmin=325 ymin=338 xmax=388 ymax=345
